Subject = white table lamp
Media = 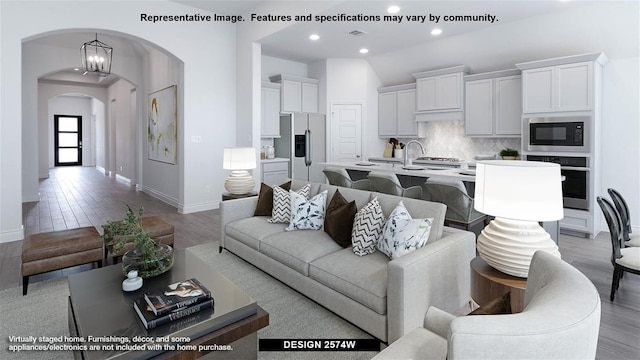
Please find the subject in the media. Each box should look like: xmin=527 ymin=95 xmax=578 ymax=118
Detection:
xmin=223 ymin=147 xmax=257 ymax=195
xmin=474 ymin=160 xmax=563 ymax=278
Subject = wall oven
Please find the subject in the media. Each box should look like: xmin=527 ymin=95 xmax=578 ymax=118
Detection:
xmin=527 ymin=155 xmax=590 ymax=211
xmin=524 ymin=116 xmax=590 ymax=153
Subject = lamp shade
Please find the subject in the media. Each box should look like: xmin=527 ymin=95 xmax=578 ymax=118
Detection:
xmin=223 ymin=148 xmax=256 ymax=170
xmin=474 ymin=160 xmax=563 ymax=222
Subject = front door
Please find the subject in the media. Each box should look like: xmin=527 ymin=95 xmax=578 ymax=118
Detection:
xmin=54 ymin=115 xmax=82 ymax=166
xmin=331 ymin=104 xmax=362 ymax=162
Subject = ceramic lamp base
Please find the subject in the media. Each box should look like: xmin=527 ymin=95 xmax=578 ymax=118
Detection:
xmin=225 ymin=170 xmax=255 ymax=195
xmin=477 ymin=217 xmax=560 ymax=278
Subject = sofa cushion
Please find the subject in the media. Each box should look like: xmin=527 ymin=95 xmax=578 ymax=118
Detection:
xmin=352 ymin=197 xmax=386 ymax=256
xmin=260 ymin=231 xmax=342 ymax=276
xmin=269 ymin=184 xmax=311 ymax=223
xmin=254 ymin=181 xmax=291 ymax=216
xmin=310 ymin=248 xmax=389 ymax=315
xmin=324 ymin=190 xmax=358 ymax=248
xmin=225 ymin=217 xmax=286 ymax=251
xmin=378 ymin=201 xmax=433 ymax=259
xmin=287 ymin=190 xmax=328 ymax=231
xmin=373 ymin=192 xmax=446 ymax=243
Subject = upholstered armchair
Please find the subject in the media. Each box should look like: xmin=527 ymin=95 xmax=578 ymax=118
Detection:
xmin=373 ymin=251 xmax=601 ymax=360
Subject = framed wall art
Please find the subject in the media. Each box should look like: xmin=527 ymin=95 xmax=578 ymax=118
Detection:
xmin=148 ymin=85 xmax=177 ymax=164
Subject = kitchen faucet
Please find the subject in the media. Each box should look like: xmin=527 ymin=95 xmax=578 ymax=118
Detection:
xmin=403 ymin=140 xmax=425 ymax=167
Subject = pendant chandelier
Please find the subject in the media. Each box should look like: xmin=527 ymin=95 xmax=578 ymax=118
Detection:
xmin=81 ymin=33 xmax=112 ymax=75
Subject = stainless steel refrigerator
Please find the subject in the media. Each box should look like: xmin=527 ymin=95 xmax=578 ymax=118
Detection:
xmin=274 ymin=112 xmax=326 ymax=183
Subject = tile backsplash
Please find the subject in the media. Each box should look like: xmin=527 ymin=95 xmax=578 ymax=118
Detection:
xmin=398 ymin=121 xmax=521 ymax=163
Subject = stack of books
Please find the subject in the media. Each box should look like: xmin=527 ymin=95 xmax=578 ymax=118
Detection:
xmin=133 ymin=278 xmax=214 ymax=329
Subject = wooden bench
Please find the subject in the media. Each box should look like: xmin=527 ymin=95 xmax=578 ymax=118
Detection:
xmin=103 ymin=216 xmax=174 ymax=264
xmin=22 ymin=226 xmax=103 ymax=295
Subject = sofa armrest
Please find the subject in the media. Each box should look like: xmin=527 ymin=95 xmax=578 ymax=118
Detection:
xmin=423 ymin=306 xmax=456 ymax=339
xmin=219 ymin=198 xmax=259 ymax=248
xmin=387 ymin=227 xmax=476 ymax=343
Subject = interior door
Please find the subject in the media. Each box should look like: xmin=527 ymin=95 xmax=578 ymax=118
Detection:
xmin=331 ymin=104 xmax=362 ymax=163
xmin=54 ymin=115 xmax=82 ymax=166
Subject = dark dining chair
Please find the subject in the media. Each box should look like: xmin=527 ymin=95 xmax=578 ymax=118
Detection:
xmin=322 ymin=166 xmax=370 ymax=190
xmin=607 ymin=188 xmax=640 ymax=247
xmin=597 ymin=196 xmax=640 ymax=301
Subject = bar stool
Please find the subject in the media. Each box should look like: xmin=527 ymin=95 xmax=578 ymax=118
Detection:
xmin=425 ymin=177 xmax=489 ymax=231
xmin=367 ymin=171 xmax=422 ymax=199
xmin=322 ymin=166 xmax=370 ymax=190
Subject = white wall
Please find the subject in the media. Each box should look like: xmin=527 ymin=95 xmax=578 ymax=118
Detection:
xmin=47 ymin=96 xmax=93 ymax=166
xmin=1 ymin=1 xmax=237 ymax=242
xmin=601 ymin=57 xmax=640 ymax=232
xmin=261 ymin=55 xmax=308 ymax=81
xmin=93 ymin=99 xmax=106 ymax=171
xmin=37 ymin=81 xmax=108 ymax=179
xmin=107 ymin=79 xmax=137 ymax=185
xmin=322 ymin=59 xmax=385 ymax=161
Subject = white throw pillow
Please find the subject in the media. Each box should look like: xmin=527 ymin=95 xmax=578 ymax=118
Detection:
xmin=269 ymin=184 xmax=311 ymax=224
xmin=378 ymin=201 xmax=433 ymax=259
xmin=286 ymin=190 xmax=328 ymax=231
xmin=351 ymin=197 xmax=386 ymax=256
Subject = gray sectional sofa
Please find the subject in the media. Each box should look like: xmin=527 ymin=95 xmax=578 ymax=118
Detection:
xmin=219 ymin=180 xmax=476 ymax=343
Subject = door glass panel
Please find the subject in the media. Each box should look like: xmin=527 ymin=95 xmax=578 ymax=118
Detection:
xmin=58 ymin=133 xmax=78 ymax=147
xmin=58 ymin=149 xmax=78 ymax=163
xmin=58 ymin=117 xmax=78 ymax=131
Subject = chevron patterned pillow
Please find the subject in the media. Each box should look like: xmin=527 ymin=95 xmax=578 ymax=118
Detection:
xmin=268 ymin=184 xmax=311 ymax=224
xmin=351 ymin=197 xmax=386 ymax=256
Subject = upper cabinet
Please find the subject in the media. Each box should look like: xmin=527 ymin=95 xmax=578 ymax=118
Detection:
xmin=464 ymin=69 xmax=522 ymax=137
xmin=516 ymin=53 xmax=608 ymax=114
xmin=378 ymin=83 xmax=425 ymax=138
xmin=411 ymin=65 xmax=469 ymax=121
xmin=269 ymin=74 xmax=319 ymax=113
xmin=261 ymin=82 xmax=281 ymax=138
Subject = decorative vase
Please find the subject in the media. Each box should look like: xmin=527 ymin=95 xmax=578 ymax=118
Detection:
xmin=121 ymin=243 xmax=174 ymax=278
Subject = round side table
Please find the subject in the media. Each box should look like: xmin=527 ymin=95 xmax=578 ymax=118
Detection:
xmin=470 ymin=256 xmax=527 ymax=313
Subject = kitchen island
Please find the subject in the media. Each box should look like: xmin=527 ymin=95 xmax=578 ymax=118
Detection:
xmin=320 ymin=161 xmax=476 ymax=183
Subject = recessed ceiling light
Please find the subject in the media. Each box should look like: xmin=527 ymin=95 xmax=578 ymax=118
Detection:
xmin=309 ymin=34 xmax=320 ymax=41
xmin=387 ymin=5 xmax=400 ymax=14
xmin=431 ymin=28 xmax=443 ymax=35
xmin=73 ymin=68 xmax=80 ymax=71
xmin=359 ymin=48 xmax=369 ymax=54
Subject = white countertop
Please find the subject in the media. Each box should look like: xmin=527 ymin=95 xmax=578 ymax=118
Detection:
xmin=261 ymin=157 xmax=290 ymax=163
xmin=321 ymin=161 xmax=476 ymax=182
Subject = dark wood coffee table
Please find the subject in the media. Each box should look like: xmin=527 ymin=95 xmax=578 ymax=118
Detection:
xmin=68 ymin=249 xmax=268 ymax=359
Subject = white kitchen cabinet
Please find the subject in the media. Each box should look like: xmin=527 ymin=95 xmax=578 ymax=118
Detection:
xmin=261 ymin=82 xmax=281 ymax=138
xmin=412 ymin=65 xmax=469 ymax=121
xmin=261 ymin=160 xmax=289 ymax=187
xmin=464 ymin=69 xmax=522 ymax=137
xmin=269 ymin=74 xmax=319 ymax=114
xmin=516 ymin=53 xmax=607 ymax=114
xmin=378 ymin=84 xmax=424 ymax=138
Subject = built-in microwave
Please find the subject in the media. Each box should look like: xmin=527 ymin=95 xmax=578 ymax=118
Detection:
xmin=524 ymin=116 xmax=590 ymax=153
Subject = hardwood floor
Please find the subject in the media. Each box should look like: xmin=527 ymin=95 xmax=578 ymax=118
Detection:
xmin=0 ymin=166 xmax=638 ymax=359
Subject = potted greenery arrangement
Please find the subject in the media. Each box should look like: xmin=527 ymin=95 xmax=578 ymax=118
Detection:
xmin=102 ymin=205 xmax=173 ymax=278
xmin=499 ymin=148 xmax=519 ymax=160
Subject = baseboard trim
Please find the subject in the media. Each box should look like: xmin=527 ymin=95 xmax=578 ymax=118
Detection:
xmin=141 ymin=186 xmax=179 ymax=208
xmin=0 ymin=226 xmax=24 ymax=243
xmin=179 ymin=201 xmax=218 ymax=214
xmin=115 ymin=174 xmax=133 ymax=186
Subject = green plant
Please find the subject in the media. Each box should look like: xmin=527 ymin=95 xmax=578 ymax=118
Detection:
xmin=499 ymin=148 xmax=519 ymax=157
xmin=102 ymin=205 xmax=157 ymax=259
